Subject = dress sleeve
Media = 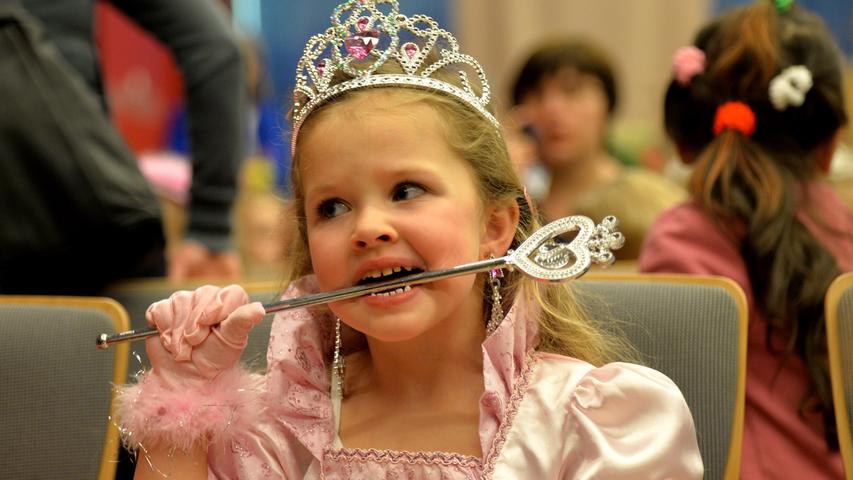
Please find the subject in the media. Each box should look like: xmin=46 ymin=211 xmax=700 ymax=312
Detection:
xmin=565 ymin=362 xmax=704 ymax=479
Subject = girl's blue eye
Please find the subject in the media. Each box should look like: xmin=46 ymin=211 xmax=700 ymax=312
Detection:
xmin=392 ymin=182 xmax=426 ymax=201
xmin=317 ymin=199 xmax=349 ymax=218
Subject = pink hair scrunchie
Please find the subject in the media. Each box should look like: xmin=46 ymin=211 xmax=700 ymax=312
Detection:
xmin=672 ymin=46 xmax=706 ymax=86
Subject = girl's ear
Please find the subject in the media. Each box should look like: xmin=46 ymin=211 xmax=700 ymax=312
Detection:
xmin=676 ymin=142 xmax=696 ymax=165
xmin=814 ymin=127 xmax=843 ymax=175
xmin=480 ymin=199 xmax=521 ymax=258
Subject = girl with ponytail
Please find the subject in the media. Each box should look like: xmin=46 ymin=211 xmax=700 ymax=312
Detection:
xmin=640 ymin=2 xmax=852 ymax=478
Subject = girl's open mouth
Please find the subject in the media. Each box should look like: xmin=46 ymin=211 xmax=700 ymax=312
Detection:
xmin=357 ymin=266 xmax=425 ymax=296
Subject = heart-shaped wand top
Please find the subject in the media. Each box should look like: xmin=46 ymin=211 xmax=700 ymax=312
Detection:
xmin=508 ymin=215 xmax=624 ymax=283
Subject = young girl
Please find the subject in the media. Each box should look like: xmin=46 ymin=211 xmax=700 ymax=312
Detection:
xmin=639 ymin=2 xmax=852 ymax=478
xmin=119 ymin=1 xmax=703 ymax=478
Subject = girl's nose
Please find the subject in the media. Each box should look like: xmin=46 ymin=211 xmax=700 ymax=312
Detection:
xmin=351 ymin=207 xmax=398 ymax=250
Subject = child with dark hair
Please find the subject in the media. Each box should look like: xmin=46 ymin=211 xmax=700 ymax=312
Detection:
xmin=640 ymin=2 xmax=853 ymax=478
xmin=511 ymin=38 xmax=686 ymax=259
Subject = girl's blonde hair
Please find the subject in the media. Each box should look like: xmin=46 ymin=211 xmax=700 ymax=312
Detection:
xmin=284 ymin=69 xmax=631 ymax=366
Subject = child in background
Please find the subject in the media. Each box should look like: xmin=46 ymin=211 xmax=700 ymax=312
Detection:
xmin=639 ymin=2 xmax=853 ymax=478
xmin=119 ymin=1 xmax=703 ymax=478
xmin=509 ymin=38 xmax=686 ymax=259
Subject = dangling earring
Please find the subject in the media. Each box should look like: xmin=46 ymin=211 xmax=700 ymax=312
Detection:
xmin=486 ymin=255 xmax=504 ymax=335
xmin=333 ymin=317 xmax=346 ymax=398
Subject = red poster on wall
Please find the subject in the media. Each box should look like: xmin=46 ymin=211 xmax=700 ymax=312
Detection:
xmin=95 ymin=2 xmax=184 ymax=154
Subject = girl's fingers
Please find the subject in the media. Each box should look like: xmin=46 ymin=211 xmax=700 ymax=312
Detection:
xmin=144 ymin=285 xmax=256 ymax=370
xmin=217 ymin=285 xmax=252 ymax=319
xmin=146 ymin=291 xmax=194 ymax=360
xmin=215 ymin=302 xmax=266 ymax=348
xmin=184 ymin=286 xmax=222 ymax=345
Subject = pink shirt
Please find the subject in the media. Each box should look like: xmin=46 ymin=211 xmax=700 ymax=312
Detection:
xmin=207 ymin=276 xmax=703 ymax=479
xmin=639 ymin=181 xmax=853 ymax=479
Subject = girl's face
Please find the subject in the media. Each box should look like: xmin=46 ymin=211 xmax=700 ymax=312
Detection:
xmin=298 ymin=92 xmax=502 ymax=342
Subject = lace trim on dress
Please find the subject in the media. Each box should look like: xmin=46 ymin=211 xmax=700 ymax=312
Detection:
xmin=324 ymin=447 xmax=482 ymax=468
xmin=480 ymin=351 xmax=540 ymax=477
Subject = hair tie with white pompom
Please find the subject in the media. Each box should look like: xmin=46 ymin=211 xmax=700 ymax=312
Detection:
xmin=768 ymin=65 xmax=813 ymax=111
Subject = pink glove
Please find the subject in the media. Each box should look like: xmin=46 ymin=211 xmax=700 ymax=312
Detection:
xmin=117 ymin=285 xmax=266 ymax=452
xmin=145 ymin=284 xmax=265 ymax=382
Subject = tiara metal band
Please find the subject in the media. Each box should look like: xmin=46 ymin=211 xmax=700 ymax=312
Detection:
xmin=291 ymin=74 xmax=500 ymax=155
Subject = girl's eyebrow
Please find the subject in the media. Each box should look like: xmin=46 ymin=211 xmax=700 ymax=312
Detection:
xmin=384 ymin=165 xmax=438 ymax=177
xmin=303 ymin=181 xmax=339 ymax=201
xmin=303 ymin=159 xmax=444 ymax=197
xmin=302 ymin=171 xmax=344 ymax=199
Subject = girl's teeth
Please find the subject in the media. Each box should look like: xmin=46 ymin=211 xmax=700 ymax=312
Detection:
xmin=370 ymin=285 xmax=412 ymax=297
xmin=363 ymin=266 xmax=412 ymax=281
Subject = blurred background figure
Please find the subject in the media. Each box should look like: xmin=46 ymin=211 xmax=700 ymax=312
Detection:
xmin=508 ymin=38 xmax=686 ymax=259
xmin=162 ymin=33 xmax=289 ymax=280
xmin=0 ymin=0 xmax=245 ymax=295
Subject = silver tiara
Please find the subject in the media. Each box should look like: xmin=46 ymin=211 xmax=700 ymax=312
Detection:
xmin=290 ymin=0 xmax=498 ymax=153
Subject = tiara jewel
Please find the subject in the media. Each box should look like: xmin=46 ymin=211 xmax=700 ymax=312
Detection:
xmin=290 ymin=0 xmax=499 ymax=153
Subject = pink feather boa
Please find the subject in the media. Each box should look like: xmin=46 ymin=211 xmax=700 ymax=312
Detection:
xmin=115 ymin=367 xmax=263 ymax=452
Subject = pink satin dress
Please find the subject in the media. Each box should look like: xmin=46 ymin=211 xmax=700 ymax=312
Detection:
xmin=206 ymin=277 xmax=704 ymax=479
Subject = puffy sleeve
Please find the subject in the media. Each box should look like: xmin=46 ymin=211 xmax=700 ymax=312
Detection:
xmin=565 ymin=362 xmax=704 ymax=479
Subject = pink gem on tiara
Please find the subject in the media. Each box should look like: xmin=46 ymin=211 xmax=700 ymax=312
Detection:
xmin=344 ymin=29 xmax=379 ymax=59
xmin=356 ymin=16 xmax=370 ymax=31
xmin=316 ymin=59 xmax=326 ymax=76
xmin=403 ymin=42 xmax=418 ymax=59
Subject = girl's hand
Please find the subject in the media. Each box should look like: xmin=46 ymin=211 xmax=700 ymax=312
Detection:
xmin=116 ymin=285 xmax=265 ymax=459
xmin=145 ymin=284 xmax=265 ymax=383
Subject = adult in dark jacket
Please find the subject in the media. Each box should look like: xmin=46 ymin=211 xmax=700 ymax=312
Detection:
xmin=0 ymin=0 xmax=245 ymax=294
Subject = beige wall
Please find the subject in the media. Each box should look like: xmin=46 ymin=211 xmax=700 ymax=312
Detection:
xmin=453 ymin=0 xmax=708 ymax=152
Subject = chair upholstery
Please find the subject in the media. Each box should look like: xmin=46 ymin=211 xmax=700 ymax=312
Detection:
xmin=576 ymin=273 xmax=747 ymax=480
xmin=0 ymin=296 xmax=129 ymax=480
xmin=104 ymin=279 xmax=281 ymax=379
xmin=826 ymin=272 xmax=853 ymax=476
